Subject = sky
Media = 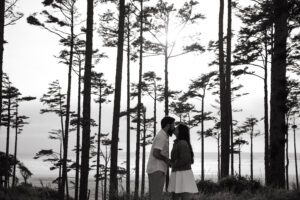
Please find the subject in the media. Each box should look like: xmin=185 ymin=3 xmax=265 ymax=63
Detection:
xmin=0 ymin=0 xmax=299 ymax=169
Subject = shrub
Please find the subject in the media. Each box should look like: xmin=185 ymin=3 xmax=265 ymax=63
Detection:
xmin=196 ymin=180 xmax=220 ymax=194
xmin=218 ymin=176 xmax=263 ymax=194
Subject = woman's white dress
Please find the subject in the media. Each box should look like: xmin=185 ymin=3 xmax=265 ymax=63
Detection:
xmin=168 ymin=169 xmax=198 ymax=193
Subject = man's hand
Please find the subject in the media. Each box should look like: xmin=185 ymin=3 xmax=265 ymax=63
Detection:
xmin=153 ymin=149 xmax=171 ymax=167
xmin=165 ymin=158 xmax=172 ymax=167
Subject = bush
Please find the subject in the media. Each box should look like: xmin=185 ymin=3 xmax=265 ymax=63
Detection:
xmin=0 ymin=185 xmax=72 ymax=200
xmin=196 ymin=180 xmax=220 ymax=194
xmin=218 ymin=176 xmax=263 ymax=194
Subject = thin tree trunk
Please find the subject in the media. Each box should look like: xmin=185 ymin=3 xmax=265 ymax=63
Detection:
xmin=12 ymin=104 xmax=18 ymax=187
xmin=141 ymin=108 xmax=146 ymax=198
xmin=230 ymin=110 xmax=233 ymax=176
xmin=95 ymin=88 xmax=102 ymax=200
xmin=126 ymin=12 xmax=131 ymax=199
xmin=59 ymin=138 xmax=62 ymax=190
xmin=164 ymin=18 xmax=169 ymax=117
xmin=217 ymin=135 xmax=220 ymax=180
xmin=60 ymin=3 xmax=75 ymax=199
xmin=285 ymin=119 xmax=289 ymax=190
xmin=109 ymin=0 xmax=125 ymax=198
xmin=75 ymin=60 xmax=81 ymax=200
xmin=293 ymin=123 xmax=299 ymax=189
xmin=201 ymin=93 xmax=205 ymax=181
xmin=79 ymin=0 xmax=94 ymax=198
xmin=58 ymin=89 xmax=65 ymax=192
xmin=239 ymin=144 xmax=241 ymax=178
xmin=59 ymin=88 xmax=65 ymax=142
xmin=101 ymin=179 xmax=104 ymax=200
xmin=134 ymin=1 xmax=143 ymax=199
xmin=104 ymin=146 xmax=108 ymax=200
xmin=264 ymin=30 xmax=270 ymax=186
xmin=5 ymin=85 xmax=11 ymax=189
xmin=164 ymin=15 xmax=170 ymax=191
xmin=219 ymin=0 xmax=229 ymax=179
xmin=154 ymin=82 xmax=157 ymax=138
xmin=250 ymin=130 xmax=253 ymax=181
xmin=270 ymin=0 xmax=288 ymax=188
xmin=0 ymin=1 xmax=4 ymax=161
xmin=66 ymin=173 xmax=69 ymax=198
xmin=226 ymin=0 xmax=233 ymax=177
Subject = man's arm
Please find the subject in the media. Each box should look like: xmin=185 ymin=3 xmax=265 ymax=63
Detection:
xmin=153 ymin=148 xmax=171 ymax=166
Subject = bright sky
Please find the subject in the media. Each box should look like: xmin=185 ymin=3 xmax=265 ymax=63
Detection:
xmin=0 ymin=0 xmax=299 ymax=168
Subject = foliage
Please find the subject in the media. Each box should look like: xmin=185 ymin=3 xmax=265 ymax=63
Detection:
xmin=4 ymin=0 xmax=24 ymax=27
xmin=196 ymin=180 xmax=220 ymax=194
xmin=218 ymin=176 xmax=263 ymax=194
xmin=17 ymin=162 xmax=33 ymax=184
xmin=0 ymin=152 xmax=18 ymax=178
xmin=0 ymin=184 xmax=74 ymax=200
xmin=196 ymin=176 xmax=263 ymax=195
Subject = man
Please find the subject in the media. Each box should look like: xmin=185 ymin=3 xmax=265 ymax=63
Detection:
xmin=147 ymin=116 xmax=175 ymax=200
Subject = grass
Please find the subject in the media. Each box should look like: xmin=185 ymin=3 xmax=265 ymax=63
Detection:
xmin=1 ymin=177 xmax=299 ymax=200
xmin=119 ymin=176 xmax=300 ymax=200
xmin=0 ymin=183 xmax=69 ymax=200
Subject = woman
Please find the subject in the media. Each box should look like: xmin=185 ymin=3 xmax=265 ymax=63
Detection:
xmin=168 ymin=124 xmax=198 ymax=200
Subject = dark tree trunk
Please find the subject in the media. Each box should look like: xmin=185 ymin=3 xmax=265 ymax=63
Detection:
xmin=238 ymin=144 xmax=241 ymax=178
xmin=59 ymin=137 xmax=62 ymax=190
xmin=201 ymin=93 xmax=205 ymax=181
xmin=12 ymin=105 xmax=18 ymax=187
xmin=164 ymin=15 xmax=170 ymax=191
xmin=270 ymin=0 xmax=288 ymax=188
xmin=264 ymin=30 xmax=270 ymax=186
xmin=58 ymin=89 xmax=65 ymax=192
xmin=101 ymin=179 xmax=104 ymax=200
xmin=75 ymin=61 xmax=81 ymax=200
xmin=134 ymin=1 xmax=143 ymax=199
xmin=126 ymin=11 xmax=131 ymax=200
xmin=217 ymin=135 xmax=221 ymax=180
xmin=58 ymin=88 xmax=64 ymax=190
xmin=66 ymin=173 xmax=69 ymax=198
xmin=60 ymin=4 xmax=75 ymax=199
xmin=226 ymin=0 xmax=233 ymax=177
xmin=109 ymin=0 xmax=125 ymax=199
xmin=250 ymin=130 xmax=253 ymax=181
xmin=164 ymin=19 xmax=169 ymax=117
xmin=154 ymin=83 xmax=157 ymax=138
xmin=95 ymin=88 xmax=102 ymax=200
xmin=5 ymin=85 xmax=11 ymax=189
xmin=293 ymin=124 xmax=299 ymax=189
xmin=104 ymin=145 xmax=108 ymax=200
xmin=229 ymin=112 xmax=233 ymax=175
xmin=219 ymin=0 xmax=229 ymax=179
xmin=141 ymin=108 xmax=146 ymax=197
xmin=79 ymin=0 xmax=94 ymax=199
xmin=0 ymin=0 xmax=4 ymax=155
xmin=285 ymin=119 xmax=289 ymax=190
xmin=59 ymin=89 xmax=65 ymax=141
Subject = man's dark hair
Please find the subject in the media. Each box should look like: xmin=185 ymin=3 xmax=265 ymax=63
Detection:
xmin=161 ymin=116 xmax=175 ymax=129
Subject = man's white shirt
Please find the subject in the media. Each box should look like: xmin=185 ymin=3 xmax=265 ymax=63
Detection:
xmin=147 ymin=129 xmax=169 ymax=174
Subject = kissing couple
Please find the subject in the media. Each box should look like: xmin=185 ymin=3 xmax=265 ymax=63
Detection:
xmin=147 ymin=116 xmax=198 ymax=200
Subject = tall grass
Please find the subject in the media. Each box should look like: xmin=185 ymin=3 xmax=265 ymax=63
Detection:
xmin=1 ymin=177 xmax=299 ymax=200
xmin=0 ymin=183 xmax=72 ymax=200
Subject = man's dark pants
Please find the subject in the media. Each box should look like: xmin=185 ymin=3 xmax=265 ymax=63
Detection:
xmin=148 ymin=171 xmax=165 ymax=200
